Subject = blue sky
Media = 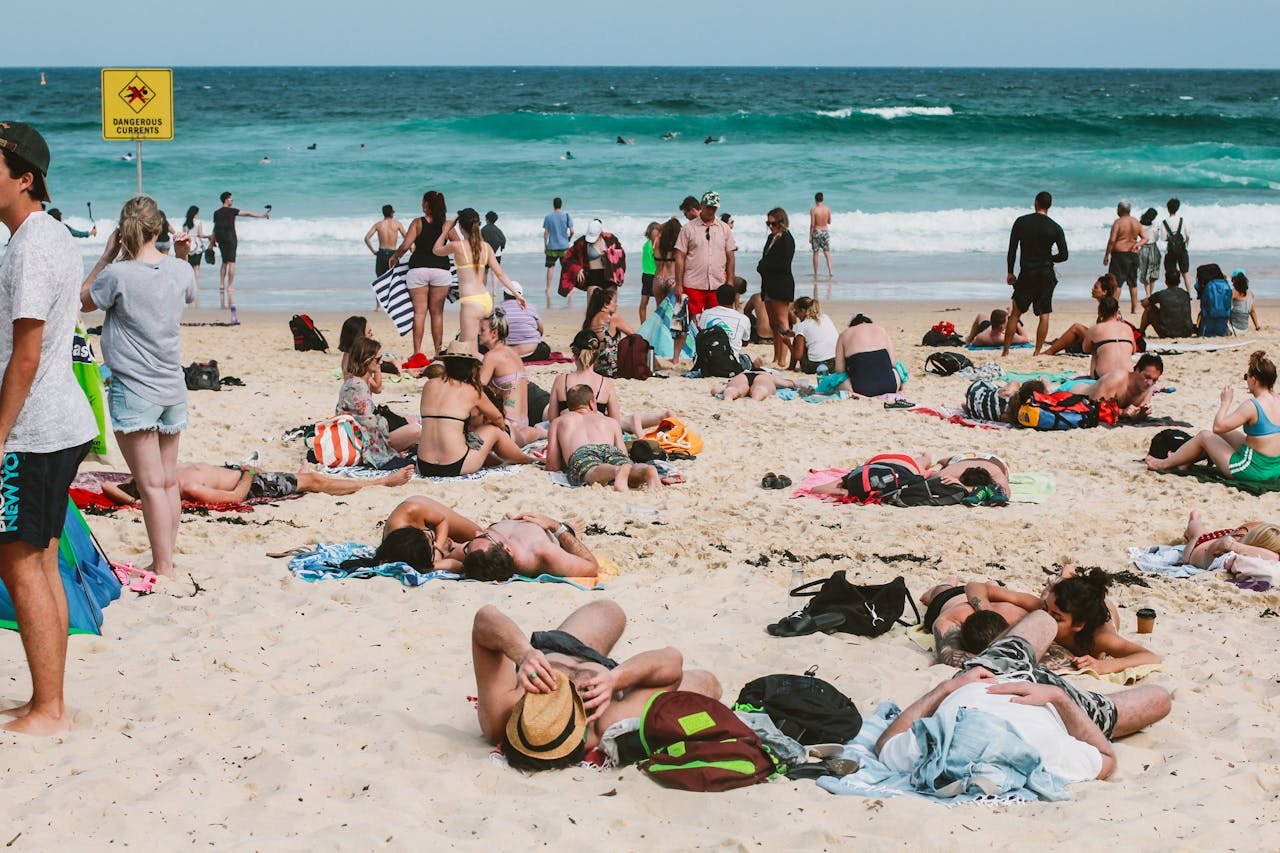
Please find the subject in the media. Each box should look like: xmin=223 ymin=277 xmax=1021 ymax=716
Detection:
xmin=7 ymin=0 xmax=1277 ymax=68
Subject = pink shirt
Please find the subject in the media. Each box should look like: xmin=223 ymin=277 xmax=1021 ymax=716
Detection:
xmin=675 ymin=217 xmax=736 ymax=291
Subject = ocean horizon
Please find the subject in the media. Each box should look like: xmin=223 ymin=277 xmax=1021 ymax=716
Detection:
xmin=3 ymin=65 xmax=1278 ymax=309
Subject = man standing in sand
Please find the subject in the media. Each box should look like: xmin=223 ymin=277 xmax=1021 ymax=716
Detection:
xmin=547 ymin=384 xmax=661 ymax=491
xmin=1005 ymin=191 xmax=1068 ymax=357
xmin=364 ymin=204 xmax=405 ymax=280
xmin=674 ymin=189 xmax=736 ymax=348
xmin=211 ymin=191 xmax=270 ymax=311
xmin=809 ymin=191 xmax=833 ymax=285
xmin=0 ymin=122 xmax=100 ymax=735
xmin=543 ymin=197 xmax=574 ymax=308
xmin=1158 ymin=198 xmax=1191 ymax=291
xmin=1103 ymin=199 xmax=1147 ymax=315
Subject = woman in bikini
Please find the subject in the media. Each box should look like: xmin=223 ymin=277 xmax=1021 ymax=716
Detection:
xmin=1181 ymin=511 xmax=1280 ymax=570
xmin=368 ymin=496 xmax=483 ymax=573
xmin=415 ymin=343 xmax=534 ymax=478
xmin=965 ymin=568 xmax=1161 ymax=676
xmin=581 ymin=286 xmax=634 ymax=378
xmin=1147 ymin=351 xmax=1280 ymax=483
xmin=1045 ymin=274 xmax=1119 ymax=356
xmin=478 ymin=310 xmax=546 ymax=446
xmin=720 ymin=366 xmax=798 ymax=401
xmin=560 ymin=218 xmax=626 ymax=300
xmin=386 ymin=190 xmax=450 ymax=356
xmin=1082 ymin=294 xmax=1136 ymax=379
xmin=433 ymin=208 xmax=522 ymax=351
xmin=547 ymin=330 xmax=673 ymax=435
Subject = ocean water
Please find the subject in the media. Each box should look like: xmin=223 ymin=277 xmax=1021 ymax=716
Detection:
xmin=3 ymin=66 xmax=1279 ymax=308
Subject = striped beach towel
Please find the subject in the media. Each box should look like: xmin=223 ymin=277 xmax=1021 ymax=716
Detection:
xmin=371 ymin=264 xmax=414 ymax=336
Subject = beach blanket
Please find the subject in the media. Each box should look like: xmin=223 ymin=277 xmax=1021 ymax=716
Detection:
xmin=522 ymin=351 xmax=573 ymax=365
xmin=906 ymin=405 xmax=1011 ymax=431
xmin=790 ymin=468 xmax=849 ymax=501
xmin=815 ymin=701 xmax=1048 ymax=804
xmin=370 ymin=263 xmax=415 ymax=337
xmin=1009 ymin=472 xmax=1055 ymax=504
xmin=548 ymin=459 xmax=684 ymax=488
xmin=1166 ymin=465 xmax=1280 ymax=496
xmin=316 ymin=463 xmax=522 ymax=484
xmin=998 ymin=369 xmax=1079 ymax=385
xmin=905 ymin=625 xmax=1160 ymax=684
xmin=640 ymin=293 xmax=694 ymax=360
xmin=288 ymin=542 xmax=608 ymax=589
xmin=70 ymin=470 xmax=303 ymax=514
xmin=1146 ymin=339 xmax=1253 ymax=355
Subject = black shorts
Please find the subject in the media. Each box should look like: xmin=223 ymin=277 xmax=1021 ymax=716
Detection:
xmin=1109 ymin=251 xmax=1139 ymax=288
xmin=216 ymin=233 xmax=237 ymax=263
xmin=188 ymin=253 xmax=202 ymax=268
xmin=1012 ymin=268 xmax=1056 ymax=316
xmin=922 ymin=585 xmax=966 ymax=632
xmin=641 ymin=273 xmax=655 ymax=297
xmin=375 ymin=248 xmax=395 ymax=277
xmin=0 ymin=442 xmax=91 ymax=548
xmin=1165 ymin=246 xmax=1189 ymax=275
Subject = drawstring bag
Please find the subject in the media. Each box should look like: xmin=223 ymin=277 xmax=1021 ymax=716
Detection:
xmin=784 ymin=571 xmax=920 ymax=638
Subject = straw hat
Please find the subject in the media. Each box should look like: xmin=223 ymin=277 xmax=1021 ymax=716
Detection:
xmin=438 ymin=341 xmax=480 ymax=361
xmin=504 ymin=676 xmax=587 ymax=763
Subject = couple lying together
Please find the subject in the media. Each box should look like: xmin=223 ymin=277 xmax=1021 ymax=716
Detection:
xmin=965 ymin=353 xmax=1165 ymax=425
xmin=811 ymin=450 xmax=1010 ymax=502
xmin=470 ymin=594 xmax=1171 ymax=786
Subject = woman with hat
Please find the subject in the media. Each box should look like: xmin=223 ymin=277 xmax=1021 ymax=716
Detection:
xmin=559 ymin=218 xmax=626 ymax=300
xmin=415 ymin=342 xmax=534 ymax=478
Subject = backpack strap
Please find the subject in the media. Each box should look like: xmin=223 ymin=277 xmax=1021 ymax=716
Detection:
xmin=895 ymin=593 xmax=922 ymax=628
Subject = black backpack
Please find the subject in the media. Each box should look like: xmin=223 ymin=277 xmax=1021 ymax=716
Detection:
xmin=922 ymin=329 xmax=964 ymax=347
xmin=925 ymin=351 xmax=973 ymax=376
xmin=885 ymin=476 xmax=969 ymax=507
xmin=734 ymin=667 xmax=862 ymax=745
xmin=1164 ymin=218 xmax=1186 ymax=254
xmin=842 ymin=457 xmax=926 ymax=503
xmin=183 ymin=360 xmax=220 ymax=391
xmin=289 ymin=314 xmax=329 ymax=352
xmin=783 ymin=571 xmax=920 ymax=638
xmin=693 ymin=325 xmax=742 ymax=378
xmin=1148 ymin=428 xmax=1193 ymax=460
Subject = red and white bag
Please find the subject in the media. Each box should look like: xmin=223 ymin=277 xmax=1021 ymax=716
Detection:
xmin=311 ymin=415 xmax=364 ymax=467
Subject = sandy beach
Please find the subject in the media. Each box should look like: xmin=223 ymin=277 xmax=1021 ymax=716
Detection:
xmin=4 ymin=296 xmax=1279 ymax=849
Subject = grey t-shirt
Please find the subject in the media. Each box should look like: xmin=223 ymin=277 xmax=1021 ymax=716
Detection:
xmin=0 ymin=212 xmax=98 ymax=453
xmin=90 ymin=256 xmax=196 ymax=405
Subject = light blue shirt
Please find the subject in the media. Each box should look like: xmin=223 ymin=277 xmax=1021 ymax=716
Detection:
xmin=542 ymin=210 xmax=573 ymax=251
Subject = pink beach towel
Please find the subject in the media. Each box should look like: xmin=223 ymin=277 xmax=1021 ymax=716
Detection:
xmin=523 ymin=351 xmax=573 ymax=365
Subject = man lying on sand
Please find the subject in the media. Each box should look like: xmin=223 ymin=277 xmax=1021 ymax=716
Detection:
xmin=101 ymin=461 xmax=410 ymax=506
xmin=875 ymin=611 xmax=1172 ymax=784
xmin=453 ymin=512 xmax=600 ymax=581
xmin=921 ymin=577 xmax=1031 ymax=667
xmin=547 ymin=384 xmax=662 ymax=491
xmin=1060 ymin=353 xmax=1165 ymax=420
xmin=967 ymin=308 xmax=1028 ymax=347
xmin=471 ymin=600 xmax=721 ymax=770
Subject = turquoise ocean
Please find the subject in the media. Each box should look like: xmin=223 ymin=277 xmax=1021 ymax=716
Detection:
xmin=3 ymin=66 xmax=1280 ymax=309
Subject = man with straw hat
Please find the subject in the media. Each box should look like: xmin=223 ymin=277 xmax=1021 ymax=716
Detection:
xmin=471 ymin=600 xmax=722 ymax=770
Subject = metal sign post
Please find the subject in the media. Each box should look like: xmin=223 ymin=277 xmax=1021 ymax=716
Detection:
xmin=101 ymin=68 xmax=173 ymax=194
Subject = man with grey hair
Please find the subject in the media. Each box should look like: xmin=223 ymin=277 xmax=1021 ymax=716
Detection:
xmin=1103 ymin=199 xmax=1147 ymax=314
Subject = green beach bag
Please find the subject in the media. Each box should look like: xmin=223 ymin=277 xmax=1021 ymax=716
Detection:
xmin=637 ymin=690 xmax=780 ymax=792
xmin=71 ymin=325 xmax=108 ymax=457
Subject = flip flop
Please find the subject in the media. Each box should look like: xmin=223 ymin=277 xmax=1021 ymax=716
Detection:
xmin=761 ymin=473 xmax=779 ymax=489
xmin=767 ymin=610 xmax=844 ymax=637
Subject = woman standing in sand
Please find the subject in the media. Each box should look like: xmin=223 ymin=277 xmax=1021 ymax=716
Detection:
xmin=386 ymin=190 xmax=451 ymax=356
xmin=81 ymin=195 xmax=196 ymax=576
xmin=433 ymin=208 xmax=521 ymax=350
xmin=757 ymin=207 xmax=795 ymax=369
xmin=1148 ymin=351 xmax=1280 ymax=483
xmin=180 ymin=205 xmax=209 ymax=303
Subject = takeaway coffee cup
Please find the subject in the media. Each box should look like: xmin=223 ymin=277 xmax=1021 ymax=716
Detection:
xmin=1136 ymin=607 xmax=1157 ymax=634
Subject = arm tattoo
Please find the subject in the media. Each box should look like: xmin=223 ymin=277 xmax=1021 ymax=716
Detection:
xmin=936 ymin=626 xmax=975 ymax=667
xmin=968 ymin=595 xmax=985 ymax=611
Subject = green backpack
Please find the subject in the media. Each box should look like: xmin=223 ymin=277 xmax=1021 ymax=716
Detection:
xmin=637 ymin=690 xmax=781 ymax=792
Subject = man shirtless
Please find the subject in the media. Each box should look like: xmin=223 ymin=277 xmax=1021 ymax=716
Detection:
xmin=454 ymin=511 xmax=599 ymax=581
xmin=101 ymin=461 xmax=410 ymax=505
xmin=1085 ymin=353 xmax=1164 ymax=420
xmin=364 ymin=204 xmax=406 ymax=278
xmin=546 ymin=384 xmax=660 ymax=491
xmin=966 ymin=308 xmax=1028 ymax=347
xmin=471 ymin=600 xmax=722 ymax=769
xmin=1103 ymin=200 xmax=1148 ymax=314
xmin=921 ymin=576 xmax=1031 ymax=666
xmin=809 ymin=191 xmax=834 ymax=284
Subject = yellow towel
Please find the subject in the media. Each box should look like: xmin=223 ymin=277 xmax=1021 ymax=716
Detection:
xmin=1057 ymin=662 xmax=1162 ymax=685
xmin=907 ymin=624 xmax=935 ymax=651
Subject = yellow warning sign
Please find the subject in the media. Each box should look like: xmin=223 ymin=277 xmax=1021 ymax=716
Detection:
xmin=101 ymin=68 xmax=173 ymax=141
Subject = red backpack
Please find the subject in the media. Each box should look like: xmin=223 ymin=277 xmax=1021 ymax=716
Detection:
xmin=289 ymin=314 xmax=329 ymax=352
xmin=614 ymin=333 xmax=653 ymax=380
xmin=637 ymin=691 xmax=780 ymax=792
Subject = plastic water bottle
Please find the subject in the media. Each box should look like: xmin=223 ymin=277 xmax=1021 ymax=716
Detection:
xmin=816 ymin=363 xmax=829 ymax=377
xmin=230 ymin=306 xmax=239 ymax=325
xmin=788 ymin=567 xmax=805 ymax=608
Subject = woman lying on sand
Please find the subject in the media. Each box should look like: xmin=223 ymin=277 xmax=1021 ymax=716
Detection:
xmin=366 ymin=496 xmax=483 ymax=573
xmin=1181 ymin=510 xmax=1280 ymax=573
xmin=809 ymin=451 xmax=1008 ymax=497
xmin=719 ymin=365 xmax=799 ymax=401
xmin=963 ymin=568 xmax=1161 ymax=676
xmin=963 ymin=378 xmax=1047 ymax=424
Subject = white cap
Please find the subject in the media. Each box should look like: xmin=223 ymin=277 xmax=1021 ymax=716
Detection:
xmin=585 ymin=219 xmax=603 ymax=242
xmin=504 ymin=280 xmax=524 ymax=298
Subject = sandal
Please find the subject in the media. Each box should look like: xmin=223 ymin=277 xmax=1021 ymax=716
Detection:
xmin=761 ymin=472 xmax=779 ymax=489
xmin=883 ymin=399 xmax=914 ymax=410
xmin=767 ymin=610 xmax=844 ymax=637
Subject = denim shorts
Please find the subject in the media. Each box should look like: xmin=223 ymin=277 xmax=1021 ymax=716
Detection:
xmin=108 ymin=381 xmax=188 ymax=434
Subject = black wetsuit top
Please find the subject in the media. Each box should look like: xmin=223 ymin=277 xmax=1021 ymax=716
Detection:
xmin=1007 ymin=212 xmax=1068 ymax=274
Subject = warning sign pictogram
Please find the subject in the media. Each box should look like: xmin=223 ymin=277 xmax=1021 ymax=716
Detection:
xmin=101 ymin=68 xmax=173 ymax=141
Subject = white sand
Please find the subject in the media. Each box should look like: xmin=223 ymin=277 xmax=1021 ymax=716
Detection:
xmin=4 ymin=297 xmax=1279 ymax=848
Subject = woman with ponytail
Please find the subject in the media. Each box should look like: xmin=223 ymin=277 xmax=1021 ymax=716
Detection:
xmin=1147 ymin=350 xmax=1280 ymax=483
xmin=433 ymin=207 xmax=523 ymax=351
xmin=80 ymin=195 xmax=196 ymax=576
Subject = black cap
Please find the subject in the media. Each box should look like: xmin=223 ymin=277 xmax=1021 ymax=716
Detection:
xmin=0 ymin=122 xmax=51 ymax=202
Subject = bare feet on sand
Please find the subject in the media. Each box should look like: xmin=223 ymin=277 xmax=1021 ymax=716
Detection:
xmin=3 ymin=705 xmax=70 ymax=736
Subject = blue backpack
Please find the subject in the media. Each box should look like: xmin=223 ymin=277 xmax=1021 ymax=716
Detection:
xmin=1199 ymin=277 xmax=1232 ymax=337
xmin=1017 ymin=392 xmax=1101 ymax=431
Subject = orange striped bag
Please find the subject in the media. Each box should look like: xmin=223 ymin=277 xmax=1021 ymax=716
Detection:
xmin=311 ymin=415 xmax=364 ymax=467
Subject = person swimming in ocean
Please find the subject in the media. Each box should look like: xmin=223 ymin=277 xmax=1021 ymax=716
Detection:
xmin=704 ymin=136 xmax=715 ymax=144
xmin=563 ymin=150 xmax=574 ymax=160
xmin=662 ymin=132 xmax=676 ymax=141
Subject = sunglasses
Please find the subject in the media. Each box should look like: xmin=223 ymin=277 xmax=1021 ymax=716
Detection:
xmin=766 ymin=219 xmax=779 ymax=226
xmin=705 ymin=227 xmax=711 ymax=241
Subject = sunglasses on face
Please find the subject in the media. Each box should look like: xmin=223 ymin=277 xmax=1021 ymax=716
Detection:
xmin=766 ymin=219 xmax=779 ymax=226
